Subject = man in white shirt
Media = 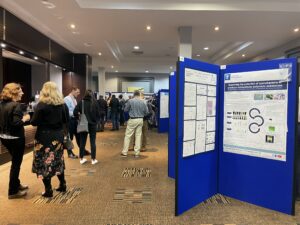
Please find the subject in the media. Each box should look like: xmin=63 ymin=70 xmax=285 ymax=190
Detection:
xmin=64 ymin=87 xmax=81 ymax=158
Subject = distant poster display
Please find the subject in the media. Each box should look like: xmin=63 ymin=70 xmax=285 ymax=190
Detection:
xmin=160 ymin=92 xmax=169 ymax=118
xmin=223 ymin=68 xmax=289 ymax=161
xmin=183 ymin=68 xmax=217 ymax=157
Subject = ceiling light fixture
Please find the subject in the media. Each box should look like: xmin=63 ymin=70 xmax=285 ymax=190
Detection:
xmin=72 ymin=31 xmax=80 ymax=35
xmin=19 ymin=50 xmax=24 ymax=55
xmin=55 ymin=65 xmax=58 ymax=68
xmin=294 ymin=27 xmax=299 ymax=32
xmin=145 ymin=70 xmax=149 ymax=73
xmin=111 ymin=65 xmax=114 ymax=69
xmin=98 ymin=52 xmax=102 ymax=56
xmin=84 ymin=43 xmax=92 ymax=47
xmin=115 ymin=70 xmax=119 ymax=73
xmin=70 ymin=24 xmax=76 ymax=29
xmin=146 ymin=25 xmax=151 ymax=31
xmin=214 ymin=26 xmax=220 ymax=31
xmin=242 ymin=54 xmax=246 ymax=57
xmin=170 ymin=66 xmax=173 ymax=70
xmin=134 ymin=46 xmax=140 ymax=50
xmin=203 ymin=47 xmax=209 ymax=51
xmin=34 ymin=56 xmax=38 ymax=60
xmin=196 ymin=54 xmax=201 ymax=57
xmin=0 ymin=43 xmax=6 ymax=48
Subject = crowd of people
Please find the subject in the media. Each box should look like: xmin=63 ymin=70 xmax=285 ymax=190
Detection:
xmin=0 ymin=82 xmax=159 ymax=200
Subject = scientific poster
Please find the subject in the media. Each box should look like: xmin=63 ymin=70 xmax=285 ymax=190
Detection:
xmin=160 ymin=92 xmax=169 ymax=118
xmin=223 ymin=68 xmax=289 ymax=161
xmin=183 ymin=68 xmax=217 ymax=157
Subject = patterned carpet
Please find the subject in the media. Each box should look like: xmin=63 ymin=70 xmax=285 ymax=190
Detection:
xmin=0 ymin=125 xmax=299 ymax=225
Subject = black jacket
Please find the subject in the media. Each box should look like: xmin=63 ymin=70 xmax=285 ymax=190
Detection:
xmin=109 ymin=98 xmax=120 ymax=113
xmin=0 ymin=100 xmax=25 ymax=138
xmin=97 ymin=98 xmax=107 ymax=114
xmin=31 ymin=103 xmax=69 ymax=132
xmin=74 ymin=95 xmax=100 ymax=125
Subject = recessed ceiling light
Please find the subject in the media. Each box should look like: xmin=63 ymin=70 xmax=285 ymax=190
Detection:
xmin=19 ymin=50 xmax=24 ymax=55
xmin=55 ymin=65 xmax=58 ymax=68
xmin=0 ymin=43 xmax=6 ymax=48
xmin=34 ymin=56 xmax=38 ymax=60
xmin=111 ymin=65 xmax=114 ymax=69
xmin=203 ymin=47 xmax=209 ymax=51
xmin=294 ymin=27 xmax=299 ymax=32
xmin=72 ymin=31 xmax=80 ymax=35
xmin=145 ymin=70 xmax=149 ymax=73
xmin=98 ymin=52 xmax=102 ymax=56
xmin=214 ymin=26 xmax=220 ymax=31
xmin=242 ymin=54 xmax=246 ymax=57
xmin=70 ymin=24 xmax=76 ymax=29
xmin=146 ymin=25 xmax=151 ymax=31
xmin=170 ymin=66 xmax=173 ymax=70
xmin=196 ymin=54 xmax=201 ymax=57
xmin=134 ymin=46 xmax=140 ymax=50
xmin=115 ymin=70 xmax=119 ymax=73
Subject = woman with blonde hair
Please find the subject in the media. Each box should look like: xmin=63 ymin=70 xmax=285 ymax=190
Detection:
xmin=31 ymin=81 xmax=69 ymax=197
xmin=0 ymin=83 xmax=30 ymax=199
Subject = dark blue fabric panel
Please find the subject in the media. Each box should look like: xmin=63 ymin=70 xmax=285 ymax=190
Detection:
xmin=168 ymin=73 xmax=176 ymax=179
xmin=158 ymin=89 xmax=169 ymax=133
xmin=176 ymin=58 xmax=220 ymax=215
xmin=219 ymin=58 xmax=297 ymax=215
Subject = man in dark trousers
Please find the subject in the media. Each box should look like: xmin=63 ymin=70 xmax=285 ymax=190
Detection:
xmin=97 ymin=95 xmax=107 ymax=132
xmin=109 ymin=95 xmax=120 ymax=131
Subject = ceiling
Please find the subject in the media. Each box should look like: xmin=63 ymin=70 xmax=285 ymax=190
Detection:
xmin=1 ymin=0 xmax=300 ymax=73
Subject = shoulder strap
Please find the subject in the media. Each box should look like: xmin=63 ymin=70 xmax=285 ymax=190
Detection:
xmin=82 ymin=100 xmax=85 ymax=115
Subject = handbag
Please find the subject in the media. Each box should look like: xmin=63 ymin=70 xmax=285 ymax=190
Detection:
xmin=77 ymin=100 xmax=89 ymax=133
xmin=62 ymin=105 xmax=74 ymax=150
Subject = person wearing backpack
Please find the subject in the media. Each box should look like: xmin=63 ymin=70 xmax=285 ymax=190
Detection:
xmin=0 ymin=83 xmax=31 ymax=199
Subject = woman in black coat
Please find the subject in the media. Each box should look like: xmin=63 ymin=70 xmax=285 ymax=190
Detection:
xmin=0 ymin=83 xmax=31 ymax=199
xmin=74 ymin=90 xmax=100 ymax=165
xmin=31 ymin=81 xmax=69 ymax=197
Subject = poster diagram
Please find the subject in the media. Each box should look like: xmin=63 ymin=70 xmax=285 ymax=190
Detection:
xmin=223 ymin=68 xmax=289 ymax=161
xmin=183 ymin=68 xmax=217 ymax=157
xmin=160 ymin=92 xmax=169 ymax=118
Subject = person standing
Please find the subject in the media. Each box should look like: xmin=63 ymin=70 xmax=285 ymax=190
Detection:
xmin=0 ymin=83 xmax=30 ymax=199
xmin=140 ymin=92 xmax=152 ymax=151
xmin=31 ymin=82 xmax=68 ymax=197
xmin=74 ymin=90 xmax=100 ymax=165
xmin=109 ymin=95 xmax=120 ymax=131
xmin=118 ymin=94 xmax=126 ymax=126
xmin=121 ymin=90 xmax=148 ymax=157
xmin=97 ymin=95 xmax=107 ymax=132
xmin=63 ymin=87 xmax=80 ymax=158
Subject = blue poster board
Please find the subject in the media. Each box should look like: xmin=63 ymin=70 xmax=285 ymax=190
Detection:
xmin=176 ymin=58 xmax=220 ymax=215
xmin=158 ymin=89 xmax=169 ymax=133
xmin=175 ymin=57 xmax=297 ymax=216
xmin=168 ymin=72 xmax=176 ymax=179
xmin=218 ymin=58 xmax=297 ymax=215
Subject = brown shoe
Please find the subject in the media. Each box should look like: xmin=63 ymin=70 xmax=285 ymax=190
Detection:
xmin=8 ymin=190 xmax=27 ymax=199
xmin=140 ymin=148 xmax=147 ymax=152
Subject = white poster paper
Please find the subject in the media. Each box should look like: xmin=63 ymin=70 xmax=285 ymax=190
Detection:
xmin=223 ymin=68 xmax=289 ymax=161
xmin=195 ymin=121 xmax=206 ymax=154
xmin=197 ymin=84 xmax=207 ymax=95
xmin=184 ymin=83 xmax=196 ymax=106
xmin=184 ymin=107 xmax=196 ymax=120
xmin=206 ymin=132 xmax=215 ymax=144
xmin=183 ymin=140 xmax=195 ymax=157
xmin=185 ymin=68 xmax=217 ymax=85
xmin=183 ymin=120 xmax=195 ymax=141
xmin=207 ymin=86 xmax=216 ymax=97
xmin=160 ymin=92 xmax=169 ymax=118
xmin=196 ymin=96 xmax=207 ymax=120
xmin=206 ymin=144 xmax=215 ymax=152
xmin=207 ymin=117 xmax=216 ymax=131
xmin=207 ymin=97 xmax=216 ymax=116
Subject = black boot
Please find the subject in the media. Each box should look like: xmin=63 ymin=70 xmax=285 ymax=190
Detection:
xmin=42 ymin=178 xmax=53 ymax=197
xmin=56 ymin=173 xmax=67 ymax=192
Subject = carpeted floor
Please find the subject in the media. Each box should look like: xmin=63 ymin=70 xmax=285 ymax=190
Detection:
xmin=0 ymin=125 xmax=300 ymax=225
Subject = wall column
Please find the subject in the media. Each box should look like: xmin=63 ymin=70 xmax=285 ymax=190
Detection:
xmin=178 ymin=26 xmax=192 ymax=58
xmin=98 ymin=67 xmax=106 ymax=96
